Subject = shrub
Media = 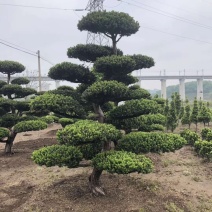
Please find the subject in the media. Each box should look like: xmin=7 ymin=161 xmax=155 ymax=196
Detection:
xmin=205 ymin=131 xmax=212 ymax=141
xmin=32 ymin=145 xmax=83 ymax=168
xmin=19 ymin=116 xmax=39 ymax=122
xmin=57 ymin=120 xmax=122 ymax=145
xmin=59 ymin=118 xmax=74 ymax=127
xmin=180 ymin=129 xmax=200 ymax=145
xmin=47 ymin=115 xmax=59 ymax=123
xmin=201 ymin=128 xmax=212 ymax=140
xmin=0 ymin=114 xmax=19 ymax=128
xmin=13 ymin=120 xmax=47 ymax=133
xmin=0 ymin=127 xmax=10 ymax=139
xmin=78 ymin=142 xmax=102 ymax=160
xmin=117 ymin=132 xmax=186 ymax=153
xmin=40 ymin=116 xmax=54 ymax=124
xmin=194 ymin=140 xmax=212 ymax=162
xmin=92 ymin=151 xmax=153 ymax=174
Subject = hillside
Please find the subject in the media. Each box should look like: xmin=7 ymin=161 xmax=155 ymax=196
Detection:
xmin=150 ymin=80 xmax=212 ymax=100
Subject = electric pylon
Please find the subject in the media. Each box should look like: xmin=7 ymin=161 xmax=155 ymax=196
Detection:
xmin=86 ymin=0 xmax=109 ymax=45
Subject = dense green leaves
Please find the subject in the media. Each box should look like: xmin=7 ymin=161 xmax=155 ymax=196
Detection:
xmin=30 ymin=93 xmax=86 ymax=118
xmin=58 ymin=118 xmax=74 ymax=127
xmin=194 ymin=140 xmax=212 ymax=161
xmin=11 ymin=77 xmax=30 ymax=85
xmin=32 ymin=145 xmax=83 ymax=167
xmin=0 ymin=114 xmax=19 ymax=128
xmin=118 ymin=132 xmax=186 ymax=153
xmin=57 ymin=120 xmax=122 ymax=145
xmin=0 ymin=61 xmax=25 ymax=75
xmin=94 ymin=55 xmax=135 ymax=79
xmin=180 ymin=129 xmax=200 ymax=145
xmin=78 ymin=143 xmax=102 ymax=160
xmin=78 ymin=11 xmax=139 ymax=37
xmin=108 ymin=99 xmax=159 ymax=119
xmin=13 ymin=120 xmax=47 ymax=133
xmin=0 ymin=80 xmax=7 ymax=89
xmin=0 ymin=127 xmax=10 ymax=139
xmin=129 ymin=54 xmax=155 ymax=70
xmin=67 ymin=44 xmax=123 ymax=62
xmin=48 ymin=62 xmax=96 ymax=84
xmin=82 ymin=81 xmax=129 ymax=105
xmin=92 ymin=151 xmax=153 ymax=174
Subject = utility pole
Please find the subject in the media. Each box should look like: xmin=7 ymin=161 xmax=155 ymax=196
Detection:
xmin=37 ymin=50 xmax=42 ymax=92
xmin=86 ymin=0 xmax=109 ymax=45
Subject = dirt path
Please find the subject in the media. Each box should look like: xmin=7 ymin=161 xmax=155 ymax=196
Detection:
xmin=0 ymin=124 xmax=212 ymax=212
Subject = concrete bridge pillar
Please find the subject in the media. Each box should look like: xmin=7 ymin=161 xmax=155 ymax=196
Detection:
xmin=197 ymin=78 xmax=203 ymax=100
xmin=161 ymin=79 xmax=167 ymax=99
xmin=179 ymin=79 xmax=185 ymax=101
xmin=55 ymin=80 xmax=60 ymax=89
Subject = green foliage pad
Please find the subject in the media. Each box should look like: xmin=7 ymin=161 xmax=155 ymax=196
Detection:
xmin=92 ymin=151 xmax=153 ymax=174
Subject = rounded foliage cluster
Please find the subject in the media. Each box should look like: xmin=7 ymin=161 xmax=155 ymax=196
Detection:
xmin=200 ymin=128 xmax=212 ymax=141
xmin=82 ymin=80 xmax=129 ymax=105
xmin=59 ymin=118 xmax=74 ymax=127
xmin=19 ymin=116 xmax=39 ymax=122
xmin=48 ymin=62 xmax=96 ymax=84
xmin=57 ymin=120 xmax=122 ymax=145
xmin=117 ymin=132 xmax=186 ymax=153
xmin=108 ymin=99 xmax=159 ymax=119
xmin=13 ymin=120 xmax=47 ymax=133
xmin=94 ymin=55 xmax=136 ymax=78
xmin=78 ymin=11 xmax=139 ymax=37
xmin=32 ymin=145 xmax=83 ymax=168
xmin=92 ymin=151 xmax=153 ymax=174
xmin=30 ymin=93 xmax=86 ymax=118
xmin=67 ymin=44 xmax=123 ymax=63
xmin=11 ymin=77 xmax=30 ymax=85
xmin=0 ymin=60 xmax=25 ymax=75
xmin=0 ymin=127 xmax=10 ymax=139
xmin=40 ymin=116 xmax=54 ymax=124
xmin=0 ymin=114 xmax=19 ymax=128
xmin=180 ymin=129 xmax=200 ymax=145
xmin=194 ymin=140 xmax=212 ymax=161
xmin=78 ymin=142 xmax=102 ymax=160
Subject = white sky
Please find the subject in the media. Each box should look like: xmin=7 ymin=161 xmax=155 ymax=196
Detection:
xmin=1 ymin=0 xmax=212 ymax=90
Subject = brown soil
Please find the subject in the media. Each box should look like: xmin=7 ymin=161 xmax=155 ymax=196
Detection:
xmin=0 ymin=123 xmax=212 ymax=212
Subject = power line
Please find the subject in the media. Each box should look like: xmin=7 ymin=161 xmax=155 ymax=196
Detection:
xmin=138 ymin=24 xmax=212 ymax=45
xmin=0 ymin=38 xmax=35 ymax=54
xmin=120 ymin=0 xmax=212 ymax=31
xmin=0 ymin=3 xmax=85 ymax=11
xmin=0 ymin=41 xmax=55 ymax=65
xmin=0 ymin=41 xmax=37 ymax=57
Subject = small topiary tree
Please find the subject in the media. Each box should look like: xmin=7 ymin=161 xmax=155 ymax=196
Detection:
xmin=180 ymin=129 xmax=200 ymax=145
xmin=198 ymin=103 xmax=211 ymax=127
xmin=191 ymin=97 xmax=199 ymax=131
xmin=1 ymin=120 xmax=48 ymax=153
xmin=181 ymin=98 xmax=191 ymax=128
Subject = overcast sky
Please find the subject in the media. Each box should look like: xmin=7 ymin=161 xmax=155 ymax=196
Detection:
xmin=1 ymin=0 xmax=212 ymax=90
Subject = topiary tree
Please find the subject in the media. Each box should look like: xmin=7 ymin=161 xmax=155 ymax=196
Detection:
xmin=32 ymin=11 xmax=159 ymax=196
xmin=2 ymin=120 xmax=48 ymax=154
xmin=0 ymin=61 xmax=25 ymax=84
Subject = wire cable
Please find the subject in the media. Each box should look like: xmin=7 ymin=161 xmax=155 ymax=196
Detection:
xmin=138 ymin=24 xmax=212 ymax=45
xmin=0 ymin=3 xmax=85 ymax=11
xmin=0 ymin=41 xmax=55 ymax=65
xmin=120 ymin=0 xmax=212 ymax=31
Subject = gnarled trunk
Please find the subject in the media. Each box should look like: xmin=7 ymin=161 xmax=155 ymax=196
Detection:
xmin=4 ymin=129 xmax=17 ymax=154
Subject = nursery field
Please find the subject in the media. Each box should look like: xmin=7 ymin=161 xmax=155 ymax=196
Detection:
xmin=0 ymin=123 xmax=212 ymax=212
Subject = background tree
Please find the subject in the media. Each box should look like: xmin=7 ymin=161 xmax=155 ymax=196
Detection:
xmin=181 ymin=98 xmax=191 ymax=128
xmin=191 ymin=97 xmax=199 ymax=131
xmin=198 ymin=103 xmax=211 ymax=127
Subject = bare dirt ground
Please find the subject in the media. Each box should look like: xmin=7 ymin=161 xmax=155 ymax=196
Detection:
xmin=0 ymin=123 xmax=212 ymax=212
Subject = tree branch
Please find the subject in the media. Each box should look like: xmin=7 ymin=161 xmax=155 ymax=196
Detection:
xmin=116 ymin=35 xmax=123 ymax=43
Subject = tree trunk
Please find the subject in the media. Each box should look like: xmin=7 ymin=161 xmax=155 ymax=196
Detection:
xmin=112 ymin=38 xmax=117 ymax=55
xmin=5 ymin=142 xmax=13 ymax=153
xmin=89 ymin=168 xmax=105 ymax=196
xmin=93 ymin=104 xmax=104 ymax=123
xmin=7 ymin=73 xmax=11 ymax=84
xmin=4 ymin=129 xmax=16 ymax=154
